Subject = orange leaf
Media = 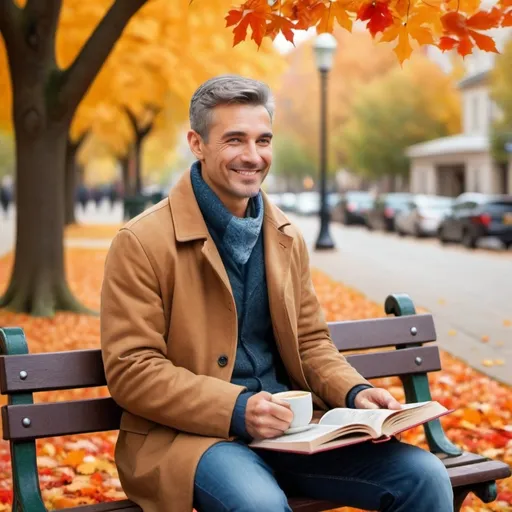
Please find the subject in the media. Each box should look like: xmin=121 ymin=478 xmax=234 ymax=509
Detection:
xmin=225 ymin=9 xmax=243 ymax=28
xmin=357 ymin=1 xmax=394 ymax=36
xmin=463 ymin=408 xmax=482 ymax=424
xmin=438 ymin=36 xmax=457 ymax=51
xmin=441 ymin=12 xmax=467 ymax=37
xmin=469 ymin=30 xmax=498 ymax=52
xmin=467 ymin=7 xmax=502 ymax=30
xmin=63 ymin=450 xmax=86 ymax=467
xmin=266 ymin=14 xmax=295 ymax=43
xmin=232 ymin=17 xmax=251 ymax=46
xmin=458 ymin=36 xmax=474 ymax=57
xmin=481 ymin=335 xmax=490 ymax=343
xmin=503 ymin=10 xmax=512 ymax=26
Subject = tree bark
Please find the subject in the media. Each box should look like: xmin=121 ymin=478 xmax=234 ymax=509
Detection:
xmin=65 ymin=134 xmax=86 ymax=225
xmin=0 ymin=0 xmax=147 ymax=317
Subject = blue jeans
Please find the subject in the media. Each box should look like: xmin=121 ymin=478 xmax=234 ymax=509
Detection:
xmin=194 ymin=438 xmax=453 ymax=512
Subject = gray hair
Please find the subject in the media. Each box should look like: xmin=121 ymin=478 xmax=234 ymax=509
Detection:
xmin=189 ymin=75 xmax=275 ymax=140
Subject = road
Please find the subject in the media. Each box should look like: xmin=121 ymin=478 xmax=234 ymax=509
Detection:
xmin=1 ymin=206 xmax=511 ymax=384
xmin=293 ymin=214 xmax=512 ymax=386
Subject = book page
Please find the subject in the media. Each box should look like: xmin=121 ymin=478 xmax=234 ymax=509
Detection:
xmin=249 ymin=424 xmax=341 ymax=450
xmin=319 ymin=408 xmax=397 ymax=436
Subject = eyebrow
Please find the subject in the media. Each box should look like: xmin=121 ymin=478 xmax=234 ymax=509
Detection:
xmin=222 ymin=131 xmax=273 ymax=140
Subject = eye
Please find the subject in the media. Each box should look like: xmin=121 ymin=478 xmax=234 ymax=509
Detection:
xmin=258 ymin=138 xmax=271 ymax=145
xmin=227 ymin=138 xmax=242 ymax=143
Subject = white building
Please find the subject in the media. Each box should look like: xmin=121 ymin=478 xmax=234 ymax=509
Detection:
xmin=406 ymin=30 xmax=512 ymax=197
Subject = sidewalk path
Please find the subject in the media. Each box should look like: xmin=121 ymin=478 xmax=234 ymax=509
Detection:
xmin=294 ymin=214 xmax=512 ymax=387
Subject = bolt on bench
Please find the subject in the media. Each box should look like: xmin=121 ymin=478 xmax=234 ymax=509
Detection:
xmin=1 ymin=294 xmax=510 ymax=512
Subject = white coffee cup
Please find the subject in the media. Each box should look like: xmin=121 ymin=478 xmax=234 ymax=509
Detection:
xmin=272 ymin=390 xmax=313 ymax=430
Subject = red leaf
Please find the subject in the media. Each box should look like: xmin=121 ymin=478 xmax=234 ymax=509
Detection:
xmin=503 ymin=10 xmax=512 ymax=26
xmin=441 ymin=12 xmax=467 ymax=37
xmin=357 ymin=1 xmax=394 ymax=36
xmin=266 ymin=15 xmax=295 ymax=43
xmin=458 ymin=36 xmax=474 ymax=57
xmin=225 ymin=9 xmax=243 ymax=28
xmin=247 ymin=12 xmax=269 ymax=46
xmin=467 ymin=7 xmax=502 ymax=30
xmin=438 ymin=36 xmax=458 ymax=51
xmin=469 ymin=29 xmax=499 ymax=52
xmin=233 ymin=16 xmax=251 ymax=46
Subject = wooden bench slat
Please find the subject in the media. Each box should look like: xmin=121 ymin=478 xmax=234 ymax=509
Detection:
xmin=447 ymin=460 xmax=511 ymax=487
xmin=63 ymin=501 xmax=141 ymax=512
xmin=345 ymin=345 xmax=441 ymax=379
xmin=2 ymin=398 xmax=122 ymax=441
xmin=329 ymin=314 xmax=436 ymax=351
xmin=438 ymin=452 xmax=486 ymax=468
xmin=289 ymin=498 xmax=341 ymax=511
xmin=0 ymin=350 xmax=106 ymax=394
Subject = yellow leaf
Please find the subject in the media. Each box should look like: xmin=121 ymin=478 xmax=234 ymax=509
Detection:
xmin=448 ymin=329 xmax=457 ymax=336
xmin=482 ymin=359 xmax=494 ymax=367
xmin=481 ymin=335 xmax=490 ymax=343
xmin=77 ymin=462 xmax=97 ymax=475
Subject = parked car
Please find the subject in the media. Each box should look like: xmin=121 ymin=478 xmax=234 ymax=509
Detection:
xmin=437 ymin=193 xmax=512 ymax=249
xmin=295 ymin=192 xmax=320 ymax=216
xmin=332 ymin=191 xmax=374 ymax=225
xmin=365 ymin=193 xmax=413 ymax=232
xmin=266 ymin=193 xmax=283 ymax=208
xmin=280 ymin=193 xmax=297 ymax=212
xmin=395 ymin=195 xmax=454 ymax=237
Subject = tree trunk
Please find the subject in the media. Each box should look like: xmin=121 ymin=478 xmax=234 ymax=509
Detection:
xmin=65 ymin=140 xmax=78 ymax=226
xmin=0 ymin=0 xmax=146 ymax=316
xmin=134 ymin=138 xmax=142 ymax=195
xmin=0 ymin=123 xmax=92 ymax=316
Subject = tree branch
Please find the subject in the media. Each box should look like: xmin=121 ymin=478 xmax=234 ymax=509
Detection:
xmin=58 ymin=0 xmax=147 ymax=117
xmin=123 ymin=105 xmax=140 ymax=137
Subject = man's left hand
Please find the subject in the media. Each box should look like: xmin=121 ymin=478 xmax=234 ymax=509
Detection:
xmin=354 ymin=388 xmax=401 ymax=410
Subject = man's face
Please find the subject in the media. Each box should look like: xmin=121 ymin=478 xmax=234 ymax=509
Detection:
xmin=188 ymin=104 xmax=272 ymax=204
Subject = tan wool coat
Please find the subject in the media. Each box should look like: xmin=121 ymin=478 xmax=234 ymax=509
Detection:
xmin=100 ymin=169 xmax=371 ymax=512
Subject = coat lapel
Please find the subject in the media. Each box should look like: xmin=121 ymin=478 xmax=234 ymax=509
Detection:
xmin=168 ymin=170 xmax=233 ymax=297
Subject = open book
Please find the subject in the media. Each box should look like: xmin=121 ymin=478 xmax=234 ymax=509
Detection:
xmin=250 ymin=401 xmax=453 ymax=455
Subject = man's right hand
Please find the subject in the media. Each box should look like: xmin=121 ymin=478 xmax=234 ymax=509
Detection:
xmin=245 ymin=391 xmax=293 ymax=440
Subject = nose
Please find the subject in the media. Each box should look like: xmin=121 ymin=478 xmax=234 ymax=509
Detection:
xmin=240 ymin=141 xmax=263 ymax=166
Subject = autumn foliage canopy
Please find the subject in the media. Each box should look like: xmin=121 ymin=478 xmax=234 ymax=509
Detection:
xmin=225 ymin=0 xmax=512 ymax=63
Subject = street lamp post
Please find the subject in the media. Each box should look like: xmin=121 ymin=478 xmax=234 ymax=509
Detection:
xmin=313 ymin=33 xmax=337 ymax=251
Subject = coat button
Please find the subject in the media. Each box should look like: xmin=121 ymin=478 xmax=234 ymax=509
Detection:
xmin=217 ymin=355 xmax=228 ymax=367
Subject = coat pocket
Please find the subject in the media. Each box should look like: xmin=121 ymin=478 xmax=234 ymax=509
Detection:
xmin=119 ymin=411 xmax=157 ymax=434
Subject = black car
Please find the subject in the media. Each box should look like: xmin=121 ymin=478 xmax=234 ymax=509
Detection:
xmin=332 ymin=191 xmax=374 ymax=225
xmin=365 ymin=193 xmax=413 ymax=232
xmin=438 ymin=194 xmax=512 ymax=249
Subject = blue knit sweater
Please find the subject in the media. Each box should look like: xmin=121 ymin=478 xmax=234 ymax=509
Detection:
xmin=190 ymin=163 xmax=369 ymax=440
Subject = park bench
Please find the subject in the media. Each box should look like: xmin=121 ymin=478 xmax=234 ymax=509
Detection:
xmin=0 ymin=293 xmax=510 ymax=512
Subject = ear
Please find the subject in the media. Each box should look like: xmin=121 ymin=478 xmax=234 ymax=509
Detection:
xmin=187 ymin=130 xmax=206 ymax=161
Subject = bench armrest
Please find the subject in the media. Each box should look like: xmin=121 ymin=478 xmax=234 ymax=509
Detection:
xmin=1 ymin=328 xmax=47 ymax=511
xmin=384 ymin=294 xmax=462 ymax=457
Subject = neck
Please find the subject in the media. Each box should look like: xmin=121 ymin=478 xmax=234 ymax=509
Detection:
xmin=201 ymin=171 xmax=250 ymax=218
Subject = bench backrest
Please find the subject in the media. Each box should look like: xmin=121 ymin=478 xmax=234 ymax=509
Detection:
xmin=0 ymin=312 xmax=439 ymax=442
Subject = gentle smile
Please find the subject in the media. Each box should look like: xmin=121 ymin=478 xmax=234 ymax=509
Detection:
xmin=232 ymin=169 xmax=259 ymax=176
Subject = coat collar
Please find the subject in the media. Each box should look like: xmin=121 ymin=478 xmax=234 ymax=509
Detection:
xmin=168 ymin=169 xmax=291 ymax=242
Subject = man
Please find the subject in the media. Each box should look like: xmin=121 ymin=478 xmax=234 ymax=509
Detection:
xmin=100 ymin=75 xmax=453 ymax=512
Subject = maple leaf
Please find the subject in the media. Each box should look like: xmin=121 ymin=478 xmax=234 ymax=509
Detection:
xmin=225 ymin=0 xmax=272 ymax=47
xmin=466 ymin=7 xmax=502 ymax=30
xmin=265 ymin=14 xmax=295 ymax=43
xmin=225 ymin=9 xmax=244 ymax=28
xmin=317 ymin=1 xmax=353 ymax=33
xmin=469 ymin=30 xmax=498 ymax=52
xmin=294 ymin=0 xmax=327 ymax=30
xmin=503 ymin=10 xmax=512 ymax=26
xmin=357 ymin=1 xmax=394 ymax=37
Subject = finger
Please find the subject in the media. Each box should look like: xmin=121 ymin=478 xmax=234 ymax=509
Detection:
xmin=259 ymin=427 xmax=287 ymax=439
xmin=268 ymin=401 xmax=294 ymax=422
xmin=260 ymin=416 xmax=292 ymax=433
xmin=270 ymin=397 xmax=292 ymax=409
xmin=359 ymin=398 xmax=379 ymax=409
xmin=377 ymin=391 xmax=401 ymax=409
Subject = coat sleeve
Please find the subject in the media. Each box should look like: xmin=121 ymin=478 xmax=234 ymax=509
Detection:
xmin=295 ymin=233 xmax=371 ymax=408
xmin=100 ymin=228 xmax=245 ymax=438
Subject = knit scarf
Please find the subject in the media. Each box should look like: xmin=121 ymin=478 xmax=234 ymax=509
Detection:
xmin=190 ymin=161 xmax=264 ymax=265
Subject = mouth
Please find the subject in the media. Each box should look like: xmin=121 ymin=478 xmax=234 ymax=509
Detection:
xmin=231 ymin=169 xmax=260 ymax=177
